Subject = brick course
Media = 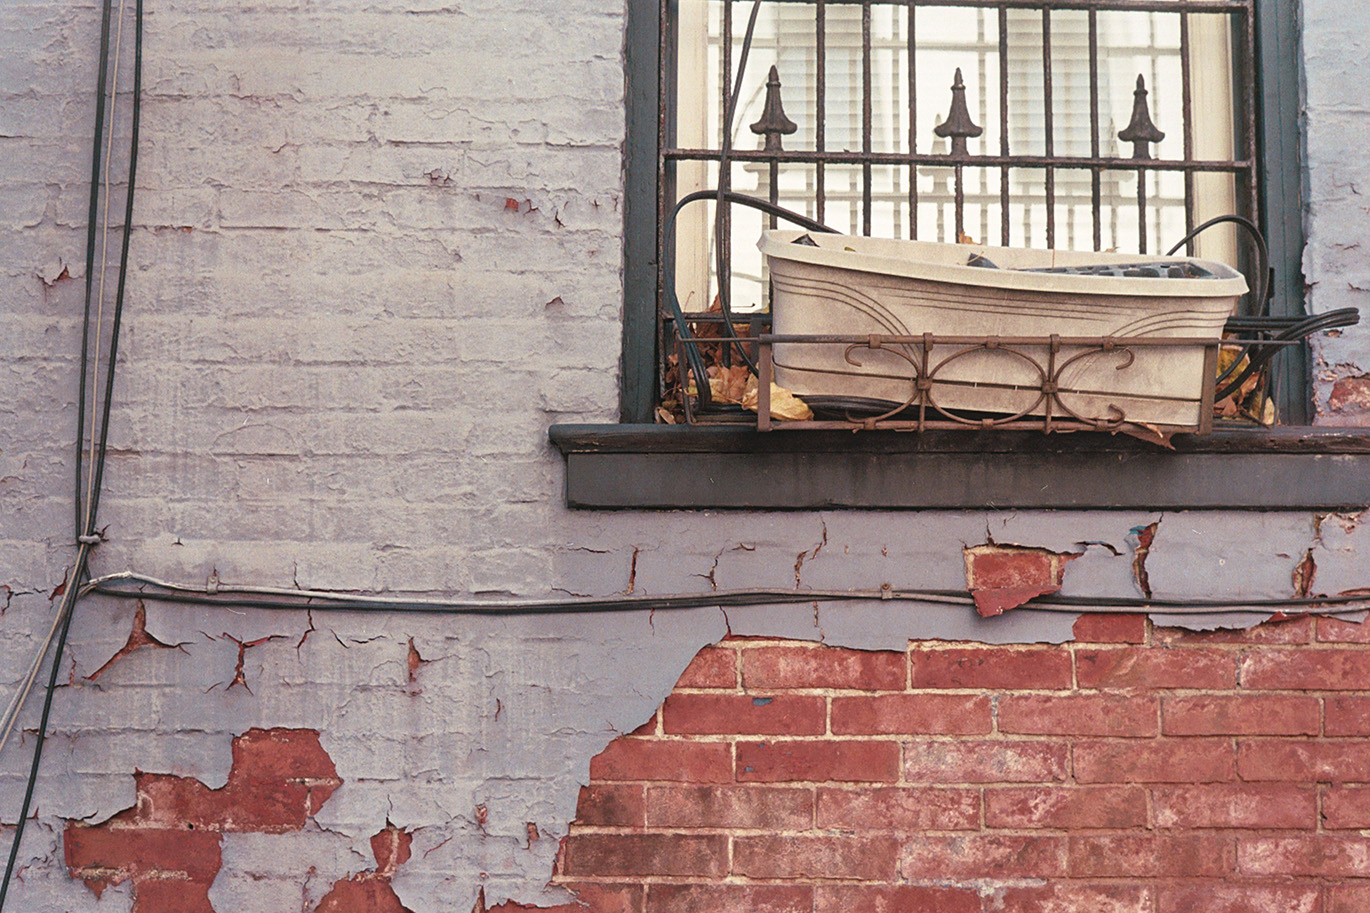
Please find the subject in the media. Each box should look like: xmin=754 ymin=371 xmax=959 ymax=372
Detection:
xmin=556 ymin=624 xmax=1370 ymax=911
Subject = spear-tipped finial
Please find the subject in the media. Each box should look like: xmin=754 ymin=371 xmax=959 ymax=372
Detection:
xmin=750 ymin=65 xmax=798 ymax=153
xmin=1118 ymin=74 xmax=1165 ymax=159
xmin=933 ymin=68 xmax=983 ymax=158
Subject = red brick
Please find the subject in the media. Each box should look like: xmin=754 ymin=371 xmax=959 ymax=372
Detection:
xmin=1239 ymin=836 xmax=1370 ymax=876
xmin=64 ymin=825 xmax=223 ymax=882
xmin=1238 ymin=738 xmax=1370 ymax=782
xmin=1068 ymin=834 xmax=1232 ymax=878
xmin=370 ymin=824 xmax=411 ymax=874
xmin=1323 ymin=786 xmax=1370 ymax=829
xmin=831 ymin=693 xmax=991 ymax=735
xmin=1075 ymin=647 xmax=1237 ymax=690
xmin=643 ymin=785 xmax=811 ymax=829
xmin=230 ymin=728 xmax=338 ymax=784
xmin=1153 ymin=783 xmax=1317 ymax=828
xmin=814 ymin=885 xmax=980 ymax=913
xmin=741 ymin=645 xmax=905 ymax=690
xmin=674 ymin=646 xmax=738 ymax=688
xmin=732 ymin=835 xmax=898 ymax=880
xmin=910 ymin=647 xmax=1072 ymax=689
xmin=1328 ymin=373 xmax=1370 ymax=412
xmin=965 ymin=547 xmax=1058 ymax=589
xmin=1162 ymin=694 xmax=1319 ymax=735
xmin=816 ymin=786 xmax=979 ymax=831
xmin=1242 ymin=648 xmax=1370 ymax=690
xmin=133 ymin=774 xmax=234 ymax=830
xmin=985 ymin=785 xmax=1146 ymax=828
xmin=903 ymin=739 xmax=1067 ymax=783
xmin=1154 ymin=616 xmax=1315 ymax=645
xmin=647 ymin=884 xmax=810 ymax=913
xmin=992 ymin=883 xmax=1154 ymax=913
xmin=560 ymin=834 xmax=726 ymax=878
xmin=1072 ymin=738 xmax=1233 ymax=783
xmin=1327 ymin=696 xmax=1370 ymax=735
xmin=998 ymin=694 xmax=1157 ymax=736
xmin=561 ymin=883 xmax=645 ymax=913
xmin=1157 ymin=883 xmax=1319 ymax=913
xmin=1328 ymin=884 xmax=1370 ymax=913
xmin=736 ymin=739 xmax=899 ymax=783
xmin=662 ymin=693 xmax=825 ymax=735
xmin=589 ymin=739 xmax=732 ymax=783
xmin=575 ymin=784 xmax=645 ymax=827
xmin=900 ymin=834 xmax=1067 ymax=879
xmin=133 ymin=879 xmax=215 ymax=913
xmin=315 ymin=877 xmax=408 ymax=913
xmin=1072 ymin=613 xmax=1147 ymax=644
xmin=626 ymin=713 xmax=658 ymax=738
xmin=1317 ymin=616 xmax=1370 ymax=643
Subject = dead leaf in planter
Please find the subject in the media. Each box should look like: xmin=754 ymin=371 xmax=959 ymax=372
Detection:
xmin=741 ymin=381 xmax=814 ymax=421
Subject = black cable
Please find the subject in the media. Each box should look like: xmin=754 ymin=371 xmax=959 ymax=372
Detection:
xmin=712 ymin=0 xmax=765 ymax=372
xmin=0 ymin=2 xmax=141 ymax=908
xmin=88 ymin=578 xmax=1370 ymax=616
xmin=74 ymin=0 xmax=116 ymax=539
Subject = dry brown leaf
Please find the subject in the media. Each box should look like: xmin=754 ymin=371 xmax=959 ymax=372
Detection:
xmin=740 ymin=380 xmax=814 ymax=421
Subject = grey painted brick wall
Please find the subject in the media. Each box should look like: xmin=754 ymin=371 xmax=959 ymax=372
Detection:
xmin=0 ymin=1 xmax=1367 ymax=910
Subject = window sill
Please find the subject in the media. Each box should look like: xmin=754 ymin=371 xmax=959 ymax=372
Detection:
xmin=548 ymin=424 xmax=1370 ymax=510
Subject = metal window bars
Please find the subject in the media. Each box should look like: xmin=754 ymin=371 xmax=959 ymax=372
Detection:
xmin=652 ymin=0 xmax=1322 ymax=436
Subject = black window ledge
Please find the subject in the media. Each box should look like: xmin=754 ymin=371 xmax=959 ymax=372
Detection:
xmin=549 ymin=424 xmax=1370 ymax=510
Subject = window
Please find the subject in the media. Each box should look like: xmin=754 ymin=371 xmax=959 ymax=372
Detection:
xmin=556 ymin=0 xmax=1370 ymax=511
xmin=622 ymin=0 xmax=1307 ymax=426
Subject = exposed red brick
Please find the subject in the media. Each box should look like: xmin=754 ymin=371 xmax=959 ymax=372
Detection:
xmin=984 ymin=785 xmax=1146 ymax=829
xmin=1239 ymin=836 xmax=1370 ymax=876
xmin=646 ymin=884 xmax=811 ymax=913
xmin=991 ymin=883 xmax=1155 ymax=913
xmin=1318 ymin=616 xmax=1370 ymax=643
xmin=86 ymin=602 xmax=177 ymax=681
xmin=1238 ymin=738 xmax=1370 ymax=782
xmin=626 ymin=712 xmax=658 ymax=738
xmin=830 ymin=693 xmax=991 ymax=735
xmin=589 ymin=739 xmax=732 ymax=783
xmin=1153 ymin=783 xmax=1317 ymax=828
xmin=1068 ymin=834 xmax=1232 ymax=878
xmin=370 ymin=824 xmax=412 ymax=876
xmin=314 ymin=878 xmax=411 ymax=913
xmin=814 ymin=884 xmax=980 ymax=913
xmin=1072 ymin=738 xmax=1234 ymax=783
xmin=1157 ymin=883 xmax=1320 ymax=913
xmin=1323 ymin=786 xmax=1370 ymax=829
xmin=998 ymin=694 xmax=1158 ymax=736
xmin=64 ymin=826 xmax=223 ymax=882
xmin=131 ymin=879 xmax=215 ymax=913
xmin=910 ymin=647 xmax=1072 ymax=689
xmin=1327 ymin=696 xmax=1370 ymax=735
xmin=736 ymin=739 xmax=899 ymax=783
xmin=903 ymin=739 xmax=1068 ymax=783
xmin=816 ymin=786 xmax=979 ymax=831
xmin=575 ymin=784 xmax=646 ymax=828
xmin=1328 ymin=883 xmax=1370 ymax=913
xmin=560 ymin=834 xmax=726 ymax=878
xmin=900 ymin=834 xmax=1067 ymax=879
xmin=1075 ymin=647 xmax=1237 ymax=690
xmin=1242 ymin=647 xmax=1370 ymax=690
xmin=1071 ymin=613 xmax=1147 ymax=644
xmin=674 ymin=646 xmax=737 ymax=689
xmin=1153 ymin=616 xmax=1315 ymax=645
xmin=1327 ymin=373 xmax=1370 ymax=414
xmin=643 ymin=785 xmax=811 ymax=829
xmin=741 ymin=644 xmax=905 ymax=690
xmin=964 ymin=545 xmax=1072 ymax=616
xmin=1162 ymin=694 xmax=1320 ymax=736
xmin=732 ymin=835 xmax=898 ymax=880
xmin=662 ymin=693 xmax=825 ymax=735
